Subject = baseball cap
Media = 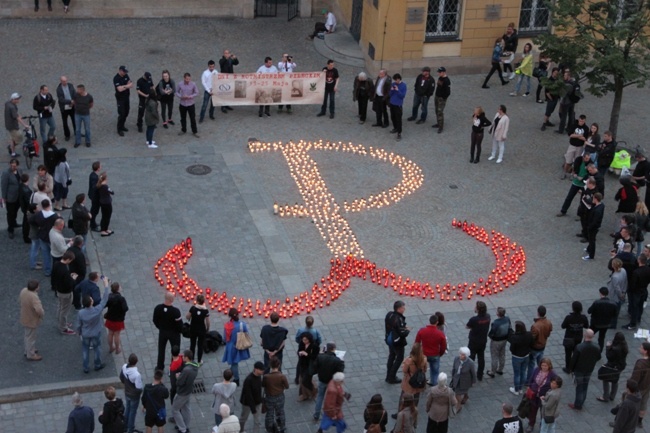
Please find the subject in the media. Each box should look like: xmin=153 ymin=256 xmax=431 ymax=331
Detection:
xmin=254 ymin=361 xmax=265 ymax=370
xmin=437 ymin=67 xmax=446 ymax=72
xmin=144 ymin=72 xmax=152 ymax=79
xmin=119 ymin=65 xmax=128 ymax=73
xmin=10 ymin=92 xmax=21 ymax=100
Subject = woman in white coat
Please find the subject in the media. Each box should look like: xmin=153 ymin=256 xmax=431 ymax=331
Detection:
xmin=488 ymin=105 xmax=510 ymax=164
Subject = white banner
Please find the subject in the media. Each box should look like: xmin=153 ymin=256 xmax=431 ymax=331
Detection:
xmin=212 ymin=72 xmax=325 ymax=106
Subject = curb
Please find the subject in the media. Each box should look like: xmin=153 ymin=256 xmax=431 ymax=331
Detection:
xmin=0 ymin=377 xmax=123 ymax=404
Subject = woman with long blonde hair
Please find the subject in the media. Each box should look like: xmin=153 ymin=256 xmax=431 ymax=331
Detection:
xmin=635 ymin=201 xmax=649 ymax=255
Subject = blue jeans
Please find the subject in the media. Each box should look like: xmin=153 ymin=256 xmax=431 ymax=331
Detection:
xmin=515 ymin=75 xmax=531 ymax=94
xmin=427 ymin=355 xmax=440 ymax=385
xmin=411 ymin=94 xmax=429 ymax=121
xmin=573 ymin=372 xmax=591 ymax=409
xmin=124 ymin=395 xmax=139 ymax=433
xmin=39 ymin=116 xmax=56 ymax=142
xmin=512 ymin=355 xmax=527 ymax=391
xmin=320 ymin=89 xmax=335 ymax=115
xmin=199 ymin=91 xmax=214 ymax=121
xmin=74 ymin=114 xmax=91 ymax=144
xmin=540 ymin=418 xmax=557 ymax=433
xmin=527 ymin=349 xmax=544 ymax=381
xmin=30 ymin=238 xmax=52 ymax=274
xmin=313 ymin=381 xmax=328 ymax=420
xmin=230 ymin=362 xmax=240 ymax=382
xmin=146 ymin=125 xmax=156 ymax=143
xmin=81 ymin=335 xmax=101 ymax=372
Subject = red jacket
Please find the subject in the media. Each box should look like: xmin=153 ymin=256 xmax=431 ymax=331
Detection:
xmin=323 ymin=380 xmax=344 ymax=420
xmin=415 ymin=325 xmax=447 ymax=357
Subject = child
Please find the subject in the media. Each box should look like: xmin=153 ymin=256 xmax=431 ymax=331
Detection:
xmin=169 ymin=345 xmax=184 ymax=404
xmin=211 ymin=369 xmax=238 ymax=425
xmin=540 ymin=376 xmax=562 ymax=433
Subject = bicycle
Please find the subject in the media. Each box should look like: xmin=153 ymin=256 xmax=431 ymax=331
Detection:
xmin=21 ymin=115 xmax=39 ymax=169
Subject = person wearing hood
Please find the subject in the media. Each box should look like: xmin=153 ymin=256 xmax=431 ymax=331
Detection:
xmin=212 ymin=369 xmax=238 ymax=426
xmin=120 ymin=353 xmax=143 ymax=433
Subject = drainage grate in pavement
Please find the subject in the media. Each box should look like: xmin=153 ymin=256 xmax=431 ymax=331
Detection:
xmin=192 ymin=380 xmax=206 ymax=394
xmin=186 ymin=164 xmax=212 ymax=176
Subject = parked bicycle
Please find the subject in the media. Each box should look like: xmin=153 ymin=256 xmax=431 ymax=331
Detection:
xmin=21 ymin=115 xmax=39 ymax=169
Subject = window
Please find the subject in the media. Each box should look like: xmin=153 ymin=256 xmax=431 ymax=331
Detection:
xmin=519 ymin=0 xmax=550 ymax=33
xmin=425 ymin=0 xmax=461 ymax=39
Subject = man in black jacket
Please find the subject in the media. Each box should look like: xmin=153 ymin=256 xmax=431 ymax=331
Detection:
xmin=385 ymin=301 xmax=410 ymax=384
xmin=33 ymin=85 xmax=56 ymax=143
xmin=218 ymin=49 xmax=239 ymax=113
xmin=51 ymin=250 xmax=79 ymax=335
xmin=623 ymin=254 xmax=650 ymax=330
xmin=432 ymin=67 xmax=451 ymax=133
xmin=18 ymin=173 xmax=34 ymax=244
xmin=611 ymin=380 xmax=641 ymax=433
xmin=597 ymin=131 xmax=617 ymax=177
xmin=29 ymin=198 xmax=58 ymax=275
xmin=568 ymin=329 xmax=601 ymax=410
xmin=372 ymin=69 xmax=391 ymax=128
xmin=407 ymin=67 xmax=435 ymax=124
xmin=583 ymin=193 xmax=604 ymax=260
xmin=587 ymin=287 xmax=618 ymax=351
xmin=313 ymin=342 xmax=344 ymax=421
xmin=56 ymin=76 xmax=76 ymax=141
xmin=240 ymin=361 xmax=264 ymax=432
xmin=152 ymin=292 xmax=183 ymax=371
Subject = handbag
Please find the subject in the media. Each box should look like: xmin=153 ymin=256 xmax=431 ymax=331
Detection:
xmin=525 ymin=387 xmax=536 ymax=400
xmin=544 ymin=415 xmax=555 ymax=424
xmin=235 ymin=321 xmax=253 ymax=350
xmin=598 ymin=364 xmax=619 ymax=381
xmin=517 ymin=394 xmax=531 ymax=418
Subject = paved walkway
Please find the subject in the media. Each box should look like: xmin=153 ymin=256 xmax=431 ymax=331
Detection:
xmin=1 ymin=16 xmax=649 ymax=433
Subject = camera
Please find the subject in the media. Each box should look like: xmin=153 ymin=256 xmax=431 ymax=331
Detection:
xmin=287 ymin=56 xmax=293 ymax=62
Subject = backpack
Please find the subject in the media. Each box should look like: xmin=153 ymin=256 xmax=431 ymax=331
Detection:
xmin=568 ymin=81 xmax=583 ymax=104
xmin=408 ymin=365 xmax=427 ymax=389
xmin=203 ymin=330 xmax=225 ymax=353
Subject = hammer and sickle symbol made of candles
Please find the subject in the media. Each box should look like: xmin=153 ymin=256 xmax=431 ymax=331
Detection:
xmin=154 ymin=139 xmax=527 ymax=317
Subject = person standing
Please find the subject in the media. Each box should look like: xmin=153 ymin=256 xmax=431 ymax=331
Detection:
xmin=539 ymin=377 xmax=562 ymax=433
xmin=425 ymin=373 xmax=457 ymax=433
xmin=525 ymin=358 xmax=557 ymax=433
xmin=52 ymin=250 xmax=79 ymax=335
xmin=98 ymin=386 xmax=125 ymax=433
xmin=120 ymin=353 xmax=144 ymax=433
xmin=540 ymin=68 xmax=562 ymax=131
xmin=97 ymin=172 xmax=114 ymax=237
xmin=172 ymin=350 xmax=200 ymax=433
xmin=144 ymin=89 xmax=160 ymax=149
xmin=482 ymin=38 xmax=509 ymax=88
xmin=393 ymin=342 xmax=427 ymax=421
xmin=153 ymin=292 xmax=182 ymax=371
xmin=407 ymin=67 xmax=435 ymax=124
xmin=583 ymin=193 xmax=604 ymax=261
xmin=113 ymin=66 xmax=133 ymax=137
xmin=568 ymin=329 xmax=601 ymax=411
xmin=239 ymin=361 xmax=265 ymax=432
xmin=415 ymin=314 xmax=447 ymax=386
xmin=372 ymin=70 xmax=391 ymax=128
xmin=561 ymin=114 xmax=590 ymax=179
xmin=175 ymin=73 xmax=200 ymax=137
xmin=385 ymin=300 xmax=410 ymax=384
xmin=19 ymin=279 xmax=44 ymax=361
xmin=66 ymin=393 xmax=95 ymax=433
xmin=76 ymin=283 xmax=110 ymax=373
xmin=262 ymin=357 xmax=290 ymax=433
xmin=56 ymin=76 xmax=76 ymax=141
xmin=388 ymin=74 xmax=407 ymax=141
xmin=352 ymin=72 xmax=374 ymax=124
xmin=157 ymin=70 xmax=176 ymax=129
xmin=199 ymin=60 xmax=217 ymax=123
xmin=141 ymin=370 xmax=169 ymax=433
xmin=105 ymin=282 xmax=129 ymax=354
xmin=630 ymin=342 xmax=650 ymax=428
xmin=222 ymin=307 xmax=251 ymax=385
xmin=88 ymin=161 xmax=101 ymax=232
xmin=256 ymin=57 xmax=279 ymax=118
xmin=72 ymin=84 xmax=93 ymax=148
xmin=18 ymin=173 xmax=34 ymax=243
xmin=219 ymin=49 xmax=239 ymax=113
xmin=364 ymin=394 xmax=388 ymax=433
xmin=597 ymin=332 xmax=628 ymax=402
xmin=501 ymin=23 xmax=519 ymax=80
xmin=612 ymin=380 xmax=642 ymax=433
xmin=318 ymin=372 xmax=348 ymax=433
xmin=490 ymin=402 xmax=523 ymax=433
xmin=508 ymin=320 xmax=533 ymax=395
xmin=317 ymin=60 xmax=339 ymax=119
xmin=5 ymin=93 xmax=29 ymax=157
xmin=136 ymin=72 xmax=154 ymax=133
xmin=277 ymin=54 xmax=297 ymax=114
xmin=211 ymin=369 xmax=237 ymax=426
xmin=313 ymin=342 xmax=345 ymax=422
xmin=527 ymin=305 xmax=553 ymax=381
xmin=487 ymin=307 xmax=511 ymax=378
xmin=186 ymin=293 xmax=210 ymax=365
xmin=29 ymin=199 xmax=57 ymax=275
xmin=432 ymin=67 xmax=451 ymax=134
xmin=33 ymin=84 xmax=56 ymax=144
xmin=67 ymin=235 xmax=86 ymax=283
xmin=469 ymin=106 xmax=492 ymax=164
xmin=450 ymin=347 xmax=476 ymax=405
xmin=1 ymin=158 xmax=22 ymax=239
xmin=71 ymin=194 xmax=91 ymax=254
xmin=52 ymin=148 xmax=71 ymax=211
xmin=588 ymin=287 xmax=618 ymax=351
xmin=297 ymin=332 xmax=319 ymax=401
xmin=510 ymin=43 xmax=534 ymax=97
xmin=260 ymin=312 xmax=288 ymax=371
xmin=560 ymin=301 xmax=589 ymax=373
xmin=466 ymin=301 xmax=491 ymax=382
xmin=487 ymin=105 xmax=510 ymax=164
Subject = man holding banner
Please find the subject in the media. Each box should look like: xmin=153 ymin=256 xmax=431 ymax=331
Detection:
xmin=256 ymin=57 xmax=278 ymax=118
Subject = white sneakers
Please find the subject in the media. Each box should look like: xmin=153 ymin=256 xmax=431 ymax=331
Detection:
xmin=509 ymin=92 xmax=517 ymax=96
xmin=509 ymin=72 xmax=516 ymax=80
xmin=509 ymin=387 xmax=520 ymax=395
xmin=497 ymin=159 xmax=503 ymax=163
xmin=147 ymin=141 xmax=158 ymax=149
xmin=488 ymin=156 xmax=495 ymax=161
xmin=487 ymin=156 xmax=503 ymax=163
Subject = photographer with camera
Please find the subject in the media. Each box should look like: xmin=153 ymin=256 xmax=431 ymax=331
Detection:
xmin=278 ymin=54 xmax=297 ymax=114
xmin=219 ymin=49 xmax=239 ymax=113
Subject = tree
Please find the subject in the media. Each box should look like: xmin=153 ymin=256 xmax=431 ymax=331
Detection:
xmin=535 ymin=0 xmax=650 ymax=137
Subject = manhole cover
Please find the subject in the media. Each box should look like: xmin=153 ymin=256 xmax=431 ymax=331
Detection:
xmin=186 ymin=164 xmax=212 ymax=176
xmin=449 ymin=184 xmax=458 ymax=189
xmin=192 ymin=380 xmax=206 ymax=394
